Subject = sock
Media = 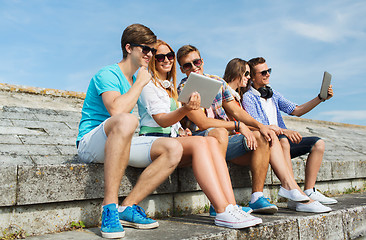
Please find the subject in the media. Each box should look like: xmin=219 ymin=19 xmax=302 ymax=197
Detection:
xmin=304 ymin=188 xmax=315 ymax=196
xmin=118 ymin=205 xmax=127 ymax=213
xmin=250 ymin=192 xmax=264 ymax=204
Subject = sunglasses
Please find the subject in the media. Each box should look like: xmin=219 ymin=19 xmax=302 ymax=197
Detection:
xmin=182 ymin=58 xmax=203 ymax=71
xmin=257 ymin=68 xmax=272 ymax=76
xmin=130 ymin=43 xmax=157 ymax=55
xmin=155 ymin=52 xmax=175 ymax=62
xmin=244 ymin=71 xmax=250 ymax=77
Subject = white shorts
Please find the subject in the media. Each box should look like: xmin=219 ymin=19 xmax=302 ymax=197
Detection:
xmin=77 ymin=119 xmax=160 ymax=168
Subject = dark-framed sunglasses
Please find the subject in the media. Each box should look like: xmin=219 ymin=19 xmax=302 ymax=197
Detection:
xmin=244 ymin=71 xmax=250 ymax=77
xmin=182 ymin=58 xmax=203 ymax=71
xmin=155 ymin=52 xmax=175 ymax=62
xmin=130 ymin=43 xmax=157 ymax=55
xmin=257 ymin=68 xmax=272 ymax=76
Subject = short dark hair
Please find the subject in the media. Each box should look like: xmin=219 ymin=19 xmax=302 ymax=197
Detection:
xmin=121 ymin=24 xmax=157 ymax=58
xmin=176 ymin=45 xmax=201 ymax=66
xmin=248 ymin=57 xmax=266 ymax=79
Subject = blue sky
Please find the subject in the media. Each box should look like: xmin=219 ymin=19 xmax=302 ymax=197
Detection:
xmin=1 ymin=0 xmax=365 ymax=126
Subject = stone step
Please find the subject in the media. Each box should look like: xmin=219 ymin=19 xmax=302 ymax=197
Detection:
xmin=23 ymin=193 xmax=366 ymax=240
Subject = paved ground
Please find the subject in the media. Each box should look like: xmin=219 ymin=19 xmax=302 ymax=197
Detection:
xmin=26 ymin=192 xmax=366 ymax=240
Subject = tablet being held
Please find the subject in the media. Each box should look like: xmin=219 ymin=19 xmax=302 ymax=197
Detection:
xmin=178 ymin=72 xmax=222 ymax=108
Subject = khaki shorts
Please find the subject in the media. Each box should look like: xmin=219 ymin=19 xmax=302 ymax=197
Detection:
xmin=77 ymin=119 xmax=160 ymax=168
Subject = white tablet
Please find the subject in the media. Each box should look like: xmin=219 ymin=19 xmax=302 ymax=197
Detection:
xmin=178 ymin=72 xmax=222 ymax=109
xmin=320 ymin=71 xmax=332 ymax=100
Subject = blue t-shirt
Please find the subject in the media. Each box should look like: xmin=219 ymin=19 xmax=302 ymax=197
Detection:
xmin=77 ymin=63 xmax=135 ymax=142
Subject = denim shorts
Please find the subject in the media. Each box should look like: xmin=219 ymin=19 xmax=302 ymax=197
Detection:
xmin=278 ymin=135 xmax=321 ymax=159
xmin=77 ymin=119 xmax=160 ymax=168
xmin=226 ymin=134 xmax=251 ymax=161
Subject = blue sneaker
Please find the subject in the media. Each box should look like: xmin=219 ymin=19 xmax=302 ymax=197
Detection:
xmin=101 ymin=203 xmax=125 ymax=239
xmin=249 ymin=196 xmax=278 ymax=214
xmin=209 ymin=204 xmax=252 ymax=217
xmin=119 ymin=205 xmax=159 ymax=229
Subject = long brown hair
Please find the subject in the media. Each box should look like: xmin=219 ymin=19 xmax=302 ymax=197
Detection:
xmin=223 ymin=58 xmax=250 ymax=97
xmin=148 ymin=40 xmax=178 ymax=100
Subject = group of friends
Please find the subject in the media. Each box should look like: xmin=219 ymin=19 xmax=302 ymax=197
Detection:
xmin=76 ymin=24 xmax=337 ymax=239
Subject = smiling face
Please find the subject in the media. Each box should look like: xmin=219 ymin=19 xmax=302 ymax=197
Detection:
xmin=237 ymin=64 xmax=251 ymax=88
xmin=129 ymin=43 xmax=155 ymax=68
xmin=155 ymin=44 xmax=174 ymax=77
xmin=252 ymin=62 xmax=270 ymax=89
xmin=179 ymin=51 xmax=204 ymax=77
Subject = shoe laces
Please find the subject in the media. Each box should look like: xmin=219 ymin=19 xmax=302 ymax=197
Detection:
xmin=234 ymin=205 xmax=250 ymax=217
xmin=132 ymin=204 xmax=148 ymax=220
xmin=103 ymin=207 xmax=120 ymax=228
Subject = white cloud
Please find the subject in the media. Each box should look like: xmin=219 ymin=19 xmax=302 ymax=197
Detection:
xmin=283 ymin=21 xmax=337 ymax=43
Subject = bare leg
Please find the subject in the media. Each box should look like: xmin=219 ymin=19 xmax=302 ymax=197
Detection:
xmin=177 ymin=136 xmax=231 ymax=213
xmin=304 ymin=140 xmax=324 ymax=190
xmin=103 ymin=113 xmax=139 ymax=206
xmin=280 ymin=138 xmax=295 ymax=179
xmin=207 ymin=128 xmax=229 ymax=157
xmin=122 ymin=138 xmax=183 ymax=206
xmin=231 ymin=131 xmax=270 ymax=193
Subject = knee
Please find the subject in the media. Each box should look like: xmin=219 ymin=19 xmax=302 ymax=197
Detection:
xmin=254 ymin=131 xmax=269 ymax=148
xmin=312 ymin=139 xmax=325 ymax=153
xmin=280 ymin=138 xmax=290 ymax=151
xmin=110 ymin=113 xmax=138 ymax=137
xmin=162 ymin=139 xmax=183 ymax=168
xmin=209 ymin=128 xmax=228 ymax=145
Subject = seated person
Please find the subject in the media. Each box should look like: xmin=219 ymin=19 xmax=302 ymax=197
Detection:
xmin=176 ymin=45 xmax=278 ymax=214
xmin=223 ymin=57 xmax=332 ymax=213
xmin=243 ymin=57 xmax=337 ymax=209
xmin=77 ymin=24 xmax=183 ymax=239
xmin=137 ymin=39 xmax=262 ymax=229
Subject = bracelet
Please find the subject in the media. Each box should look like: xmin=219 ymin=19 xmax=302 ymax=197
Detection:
xmin=318 ymin=94 xmax=325 ymax=102
xmin=237 ymin=121 xmax=240 ymax=132
xmin=234 ymin=121 xmax=237 ymax=132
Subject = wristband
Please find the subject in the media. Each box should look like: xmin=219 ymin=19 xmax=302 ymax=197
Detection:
xmin=237 ymin=121 xmax=240 ymax=132
xmin=234 ymin=121 xmax=237 ymax=132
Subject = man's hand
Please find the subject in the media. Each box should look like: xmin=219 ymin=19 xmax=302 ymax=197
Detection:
xmin=238 ymin=123 xmax=257 ymax=150
xmin=135 ymin=67 xmax=152 ymax=86
xmin=326 ymin=85 xmax=333 ymax=100
xmin=258 ymin=125 xmax=273 ymax=142
xmin=283 ymin=129 xmax=302 ymax=144
xmin=268 ymin=125 xmax=284 ymax=136
xmin=183 ymin=92 xmax=201 ymax=111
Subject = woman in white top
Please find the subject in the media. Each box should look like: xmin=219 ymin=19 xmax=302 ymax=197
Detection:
xmin=138 ymin=40 xmax=262 ymax=229
xmin=223 ymin=58 xmax=332 ymax=213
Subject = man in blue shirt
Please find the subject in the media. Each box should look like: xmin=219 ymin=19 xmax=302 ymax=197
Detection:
xmin=244 ymin=57 xmax=337 ymax=211
xmin=77 ymin=24 xmax=183 ymax=239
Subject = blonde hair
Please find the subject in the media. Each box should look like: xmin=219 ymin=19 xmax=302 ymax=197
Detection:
xmin=148 ymin=40 xmax=178 ymax=100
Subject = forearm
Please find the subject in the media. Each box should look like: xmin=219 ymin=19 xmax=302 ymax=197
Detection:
xmin=153 ymin=107 xmax=189 ymax=128
xmin=291 ymin=96 xmax=322 ymax=117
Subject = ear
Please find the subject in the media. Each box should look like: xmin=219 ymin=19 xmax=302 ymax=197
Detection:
xmin=180 ymin=66 xmax=185 ymax=74
xmin=125 ymin=43 xmax=133 ymax=54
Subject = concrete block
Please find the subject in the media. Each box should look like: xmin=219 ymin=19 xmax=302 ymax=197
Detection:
xmin=18 ymin=135 xmax=76 ymax=146
xmin=355 ymin=160 xmax=366 ymax=178
xmin=31 ymin=155 xmax=79 ymax=165
xmin=343 ymin=206 xmax=366 ymax=239
xmin=56 ymin=145 xmax=78 ymax=155
xmin=2 ymin=199 xmax=102 ymax=237
xmin=238 ymin=218 xmax=299 ymax=240
xmin=0 ymin=111 xmax=38 ymax=121
xmin=233 ymin=187 xmax=253 ymax=205
xmin=317 ymin=160 xmax=333 ymax=181
xmin=0 ymin=165 xmax=17 ymax=206
xmin=0 ymin=119 xmax=13 ymax=126
xmin=138 ymin=194 xmax=174 ymax=217
xmin=0 ymin=134 xmax=22 ymax=144
xmin=0 ymin=144 xmax=60 ymax=156
xmin=0 ymin=155 xmax=33 ymax=166
xmin=174 ymin=191 xmax=209 ymax=215
xmin=332 ymin=160 xmax=356 ymax=180
xmin=291 ymin=158 xmax=305 ymax=183
xmin=0 ymin=126 xmax=47 ymax=136
xmin=297 ymin=212 xmax=346 ymax=240
xmin=227 ymin=163 xmax=252 ymax=188
xmin=178 ymin=167 xmax=201 ymax=192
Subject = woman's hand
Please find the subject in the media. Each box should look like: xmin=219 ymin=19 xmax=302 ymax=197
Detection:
xmin=183 ymin=92 xmax=201 ymax=111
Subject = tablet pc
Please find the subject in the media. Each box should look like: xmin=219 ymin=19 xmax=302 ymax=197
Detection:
xmin=178 ymin=72 xmax=222 ymax=109
xmin=320 ymin=71 xmax=332 ymax=100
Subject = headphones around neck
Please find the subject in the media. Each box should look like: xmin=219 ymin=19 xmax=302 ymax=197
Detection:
xmin=257 ymin=85 xmax=273 ymax=99
xmin=160 ymin=79 xmax=172 ymax=89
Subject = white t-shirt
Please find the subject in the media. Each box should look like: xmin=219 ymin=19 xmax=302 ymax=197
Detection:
xmin=250 ymin=86 xmax=278 ymax=126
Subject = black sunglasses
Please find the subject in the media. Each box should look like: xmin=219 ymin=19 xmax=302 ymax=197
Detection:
xmin=244 ymin=71 xmax=250 ymax=77
xmin=182 ymin=58 xmax=203 ymax=71
xmin=155 ymin=52 xmax=175 ymax=62
xmin=257 ymin=68 xmax=272 ymax=76
xmin=130 ymin=43 xmax=157 ymax=55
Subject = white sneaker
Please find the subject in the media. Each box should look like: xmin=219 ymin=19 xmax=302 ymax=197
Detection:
xmin=278 ymin=186 xmax=310 ymax=203
xmin=234 ymin=205 xmax=262 ymax=226
xmin=288 ymin=200 xmax=332 ymax=213
xmin=215 ymin=204 xmax=260 ymax=229
xmin=306 ymin=188 xmax=338 ymax=205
